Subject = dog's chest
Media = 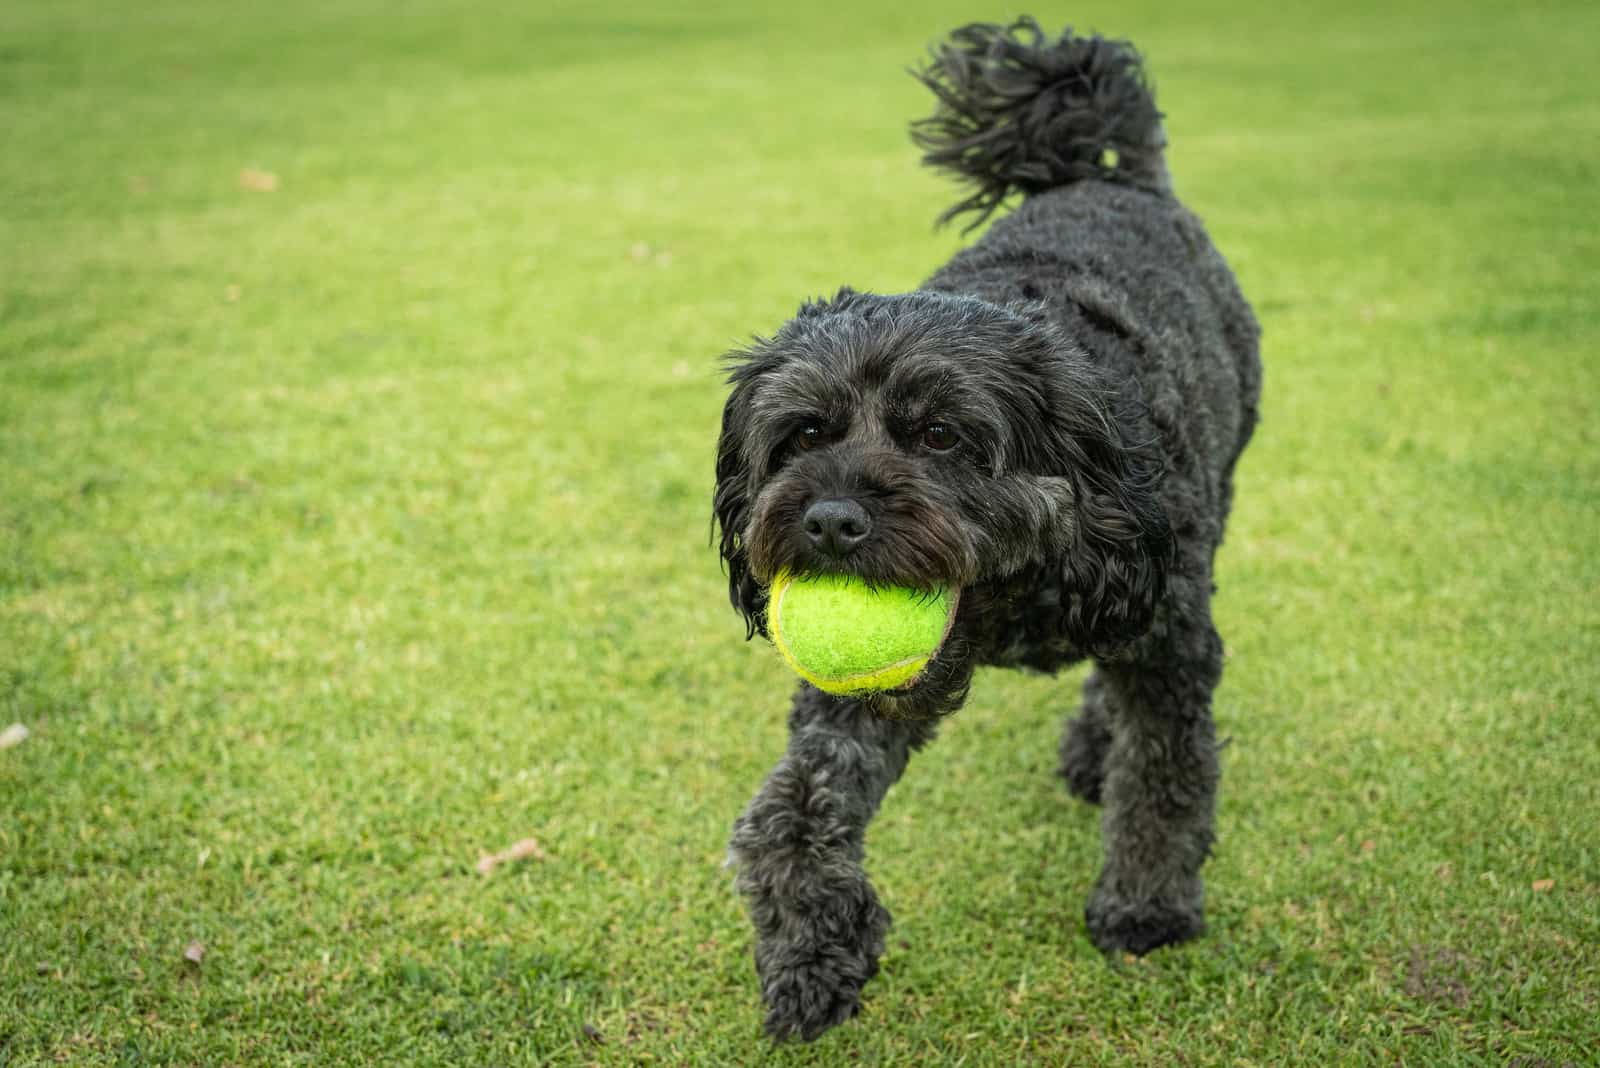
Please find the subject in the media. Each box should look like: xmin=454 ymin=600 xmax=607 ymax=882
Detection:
xmin=967 ymin=578 xmax=1086 ymax=675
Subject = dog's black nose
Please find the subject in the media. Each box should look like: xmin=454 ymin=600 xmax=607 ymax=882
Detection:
xmin=803 ymin=498 xmax=872 ymax=558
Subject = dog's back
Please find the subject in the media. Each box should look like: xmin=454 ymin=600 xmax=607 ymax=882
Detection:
xmin=914 ymin=20 xmax=1261 ymax=529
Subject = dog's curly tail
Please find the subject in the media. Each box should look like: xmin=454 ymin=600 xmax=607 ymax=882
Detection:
xmin=911 ymin=19 xmax=1167 ymax=230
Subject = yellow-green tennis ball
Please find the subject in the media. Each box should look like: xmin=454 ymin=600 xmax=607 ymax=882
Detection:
xmin=769 ymin=571 xmax=958 ymax=695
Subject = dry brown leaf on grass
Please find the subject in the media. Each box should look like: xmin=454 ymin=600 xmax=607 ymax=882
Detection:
xmin=183 ymin=941 xmax=206 ymax=965
xmin=475 ymin=837 xmax=546 ymax=875
xmin=238 ymin=168 xmax=280 ymax=192
xmin=1531 ymin=878 xmax=1554 ymax=892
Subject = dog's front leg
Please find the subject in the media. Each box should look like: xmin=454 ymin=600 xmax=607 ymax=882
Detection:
xmin=729 ymin=683 xmax=937 ymax=1041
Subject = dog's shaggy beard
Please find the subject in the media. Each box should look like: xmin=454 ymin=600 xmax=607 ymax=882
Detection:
xmin=743 ymin=455 xmax=1101 ymax=718
xmin=742 ymin=448 xmax=989 ymax=719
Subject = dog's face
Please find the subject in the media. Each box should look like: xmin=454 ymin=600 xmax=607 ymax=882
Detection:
xmin=714 ymin=288 xmax=1171 ymax=715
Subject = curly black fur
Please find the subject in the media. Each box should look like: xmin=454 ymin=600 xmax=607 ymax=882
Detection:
xmin=911 ymin=18 xmax=1168 ymax=229
xmin=714 ymin=20 xmax=1262 ymax=1041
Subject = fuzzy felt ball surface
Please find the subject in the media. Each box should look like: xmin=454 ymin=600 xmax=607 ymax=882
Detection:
xmin=769 ymin=571 xmax=957 ymax=695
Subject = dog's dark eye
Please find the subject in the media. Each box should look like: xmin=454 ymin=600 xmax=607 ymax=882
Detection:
xmin=793 ymin=423 xmax=826 ymax=451
xmin=921 ymin=422 xmax=960 ymax=451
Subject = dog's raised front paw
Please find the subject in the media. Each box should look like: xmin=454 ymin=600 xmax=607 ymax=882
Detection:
xmin=754 ymin=893 xmax=889 ymax=1042
xmin=1085 ymin=884 xmax=1204 ymax=956
xmin=760 ymin=954 xmax=872 ymax=1042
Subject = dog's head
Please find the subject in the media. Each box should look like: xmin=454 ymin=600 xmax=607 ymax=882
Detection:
xmin=714 ymin=288 xmax=1170 ymax=710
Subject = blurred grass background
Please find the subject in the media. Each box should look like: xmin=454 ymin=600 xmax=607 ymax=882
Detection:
xmin=2 ymin=0 xmax=1596 ymax=1063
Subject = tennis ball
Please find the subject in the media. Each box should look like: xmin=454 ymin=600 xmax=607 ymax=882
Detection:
xmin=769 ymin=571 xmax=957 ymax=695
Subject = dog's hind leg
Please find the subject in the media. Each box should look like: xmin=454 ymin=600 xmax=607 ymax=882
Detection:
xmin=728 ymin=684 xmax=937 ymax=1041
xmin=1084 ymin=574 xmax=1223 ymax=956
xmin=1059 ymin=669 xmax=1113 ymax=804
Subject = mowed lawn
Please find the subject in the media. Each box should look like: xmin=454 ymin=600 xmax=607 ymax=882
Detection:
xmin=2 ymin=0 xmax=1596 ymax=1063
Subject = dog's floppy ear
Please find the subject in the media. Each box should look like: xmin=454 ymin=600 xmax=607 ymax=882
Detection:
xmin=712 ymin=350 xmax=776 ymax=638
xmin=1046 ymin=385 xmax=1173 ymax=653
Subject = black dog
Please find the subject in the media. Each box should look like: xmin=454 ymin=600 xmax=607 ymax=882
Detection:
xmin=713 ymin=19 xmax=1261 ymax=1041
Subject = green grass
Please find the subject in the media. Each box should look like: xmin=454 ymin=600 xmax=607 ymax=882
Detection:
xmin=2 ymin=0 xmax=1596 ymax=1063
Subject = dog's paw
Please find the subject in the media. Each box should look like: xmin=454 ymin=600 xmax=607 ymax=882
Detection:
xmin=1085 ymin=884 xmax=1204 ymax=956
xmin=760 ymin=955 xmax=872 ymax=1042
xmin=1058 ymin=715 xmax=1111 ymax=804
xmin=754 ymin=894 xmax=889 ymax=1042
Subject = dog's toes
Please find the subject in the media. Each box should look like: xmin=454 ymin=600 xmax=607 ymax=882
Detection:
xmin=750 ymin=879 xmax=889 ymax=1041
xmin=1085 ymin=890 xmax=1204 ymax=956
xmin=761 ymin=962 xmax=869 ymax=1042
